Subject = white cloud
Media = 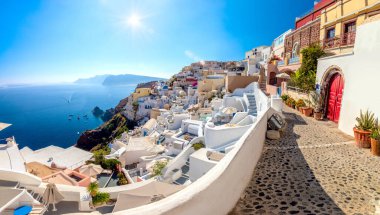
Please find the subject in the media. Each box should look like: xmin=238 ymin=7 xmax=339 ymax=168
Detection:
xmin=184 ymin=50 xmax=202 ymax=62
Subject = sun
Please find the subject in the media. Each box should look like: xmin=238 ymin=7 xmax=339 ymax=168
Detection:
xmin=127 ymin=14 xmax=142 ymax=27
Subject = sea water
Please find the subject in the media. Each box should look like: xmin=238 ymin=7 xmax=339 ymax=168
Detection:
xmin=0 ymin=84 xmax=135 ymax=150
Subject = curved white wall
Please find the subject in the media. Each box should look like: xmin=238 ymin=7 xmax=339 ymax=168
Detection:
xmin=111 ymin=108 xmax=275 ymax=215
xmin=0 ymin=169 xmax=41 ymax=186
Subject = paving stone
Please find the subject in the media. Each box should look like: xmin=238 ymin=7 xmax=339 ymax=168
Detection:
xmin=230 ymin=106 xmax=380 ymax=215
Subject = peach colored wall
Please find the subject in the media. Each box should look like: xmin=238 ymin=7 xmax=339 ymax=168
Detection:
xmin=266 ymin=85 xmax=278 ymax=96
xmin=225 ymin=76 xmax=258 ymax=93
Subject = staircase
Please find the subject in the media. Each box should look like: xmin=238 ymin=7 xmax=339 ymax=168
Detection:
xmin=172 ymin=159 xmax=191 ymax=185
xmin=246 ymin=94 xmax=257 ymax=117
xmin=258 ymin=66 xmax=267 ymax=92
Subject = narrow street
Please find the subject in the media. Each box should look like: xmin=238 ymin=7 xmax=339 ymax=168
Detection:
xmin=232 ymin=106 xmax=380 ymax=214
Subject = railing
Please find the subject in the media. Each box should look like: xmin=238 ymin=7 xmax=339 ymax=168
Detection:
xmin=289 ymin=57 xmax=300 ymax=65
xmin=323 ymin=32 xmax=356 ymax=49
xmin=287 ymin=85 xmax=309 ymax=94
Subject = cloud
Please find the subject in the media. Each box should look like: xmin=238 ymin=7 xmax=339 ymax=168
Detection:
xmin=184 ymin=50 xmax=202 ymax=62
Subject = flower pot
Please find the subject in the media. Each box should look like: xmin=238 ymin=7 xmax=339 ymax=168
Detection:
xmin=314 ymin=112 xmax=323 ymax=120
xmin=302 ymin=107 xmax=313 ymax=117
xmin=371 ymin=138 xmax=380 ymax=156
xmin=353 ymin=128 xmax=371 ymax=148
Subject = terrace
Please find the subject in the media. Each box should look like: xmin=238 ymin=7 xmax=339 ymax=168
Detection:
xmin=323 ymin=32 xmax=356 ymax=50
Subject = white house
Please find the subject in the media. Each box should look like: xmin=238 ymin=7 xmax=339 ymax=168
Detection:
xmin=316 ymin=17 xmax=380 ymax=136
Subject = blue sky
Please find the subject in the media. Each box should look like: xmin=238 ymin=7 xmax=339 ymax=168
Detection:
xmin=0 ymin=0 xmax=313 ymax=84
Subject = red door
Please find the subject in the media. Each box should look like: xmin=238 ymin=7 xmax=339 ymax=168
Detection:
xmin=327 ymin=74 xmax=344 ymax=123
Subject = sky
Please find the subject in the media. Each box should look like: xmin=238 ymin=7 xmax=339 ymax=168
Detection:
xmin=0 ymin=0 xmax=314 ymax=85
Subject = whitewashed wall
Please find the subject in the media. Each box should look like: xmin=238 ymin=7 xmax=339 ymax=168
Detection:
xmin=316 ymin=19 xmax=380 ymax=136
xmin=111 ymin=108 xmax=276 ymax=215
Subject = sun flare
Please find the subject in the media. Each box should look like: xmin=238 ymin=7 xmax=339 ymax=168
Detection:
xmin=127 ymin=14 xmax=142 ymax=27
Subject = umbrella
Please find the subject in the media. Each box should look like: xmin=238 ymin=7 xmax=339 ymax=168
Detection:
xmin=276 ymin=73 xmax=291 ymax=79
xmin=113 ymin=181 xmax=184 ymax=212
xmin=222 ymin=107 xmax=237 ymax=115
xmin=0 ymin=122 xmax=11 ymax=131
xmin=42 ymin=183 xmax=64 ymax=211
xmin=79 ymin=164 xmax=103 ymax=177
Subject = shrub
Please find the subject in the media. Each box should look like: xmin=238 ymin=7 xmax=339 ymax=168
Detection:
xmin=87 ymin=182 xmax=99 ymax=197
xmin=290 ymin=44 xmax=325 ymax=92
xmin=92 ymin=192 xmax=110 ymax=206
xmin=152 ymin=160 xmax=168 ymax=176
xmin=281 ymin=94 xmax=289 ymax=102
xmin=355 ymin=110 xmax=376 ymax=131
xmin=101 ymin=159 xmax=120 ymax=171
xmin=371 ymin=125 xmax=380 ymax=140
xmin=192 ymin=142 xmax=205 ymax=151
xmin=117 ymin=172 xmax=128 ymax=185
xmin=286 ymin=97 xmax=296 ymax=106
xmin=295 ymin=99 xmax=306 ymax=108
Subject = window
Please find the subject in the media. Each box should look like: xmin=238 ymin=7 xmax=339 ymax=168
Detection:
xmin=326 ymin=28 xmax=335 ymax=39
xmin=291 ymin=42 xmax=300 ymax=58
xmin=344 ymin=21 xmax=356 ymax=34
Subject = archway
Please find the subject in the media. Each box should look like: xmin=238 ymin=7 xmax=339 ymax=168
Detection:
xmin=321 ymin=66 xmax=345 ymax=123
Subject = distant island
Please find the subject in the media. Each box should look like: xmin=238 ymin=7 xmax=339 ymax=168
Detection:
xmin=74 ymin=74 xmax=164 ymax=86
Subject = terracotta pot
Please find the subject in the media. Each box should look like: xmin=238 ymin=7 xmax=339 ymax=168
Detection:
xmin=353 ymin=128 xmax=371 ymax=148
xmin=314 ymin=112 xmax=323 ymax=120
xmin=371 ymin=138 xmax=380 ymax=156
xmin=302 ymin=107 xmax=313 ymax=117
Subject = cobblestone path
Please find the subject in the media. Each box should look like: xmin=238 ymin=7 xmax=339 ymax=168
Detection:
xmin=231 ymin=106 xmax=380 ymax=215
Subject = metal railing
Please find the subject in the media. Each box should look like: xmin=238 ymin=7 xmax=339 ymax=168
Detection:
xmin=322 ymin=32 xmax=356 ymax=49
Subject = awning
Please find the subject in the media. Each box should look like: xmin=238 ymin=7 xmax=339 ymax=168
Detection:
xmin=0 ymin=123 xmax=11 ymax=132
xmin=276 ymin=73 xmax=291 ymax=79
xmin=112 ymin=181 xmax=184 ymax=212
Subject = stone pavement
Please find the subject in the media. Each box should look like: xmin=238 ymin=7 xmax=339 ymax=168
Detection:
xmin=231 ymin=106 xmax=380 ymax=215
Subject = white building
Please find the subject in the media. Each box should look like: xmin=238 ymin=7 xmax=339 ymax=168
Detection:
xmin=316 ymin=17 xmax=380 ymax=136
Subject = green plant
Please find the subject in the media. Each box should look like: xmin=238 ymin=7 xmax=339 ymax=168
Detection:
xmin=286 ymin=97 xmax=296 ymax=107
xmin=101 ymin=159 xmax=120 ymax=171
xmin=152 ymin=160 xmax=168 ymax=176
xmin=92 ymin=192 xmax=110 ymax=206
xmin=309 ymin=91 xmax=324 ymax=112
xmin=117 ymin=173 xmax=128 ymax=185
xmin=355 ymin=110 xmax=376 ymax=131
xmin=295 ymin=99 xmax=306 ymax=108
xmin=281 ymin=94 xmax=289 ymax=102
xmin=192 ymin=142 xmax=205 ymax=150
xmin=87 ymin=182 xmax=99 ymax=197
xmin=289 ymin=44 xmax=325 ymax=92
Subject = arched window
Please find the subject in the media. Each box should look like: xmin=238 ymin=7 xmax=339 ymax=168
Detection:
xmin=292 ymin=42 xmax=300 ymax=58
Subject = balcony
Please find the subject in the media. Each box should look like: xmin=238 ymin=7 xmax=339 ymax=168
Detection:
xmin=289 ymin=57 xmax=300 ymax=65
xmin=323 ymin=32 xmax=356 ymax=49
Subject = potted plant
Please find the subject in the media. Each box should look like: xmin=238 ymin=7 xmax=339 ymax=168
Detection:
xmin=281 ymin=94 xmax=289 ymax=103
xmin=295 ymin=99 xmax=306 ymax=112
xmin=310 ymin=91 xmax=324 ymax=120
xmin=353 ymin=110 xmax=376 ymax=148
xmin=301 ymin=98 xmax=313 ymax=117
xmin=370 ymin=123 xmax=380 ymax=156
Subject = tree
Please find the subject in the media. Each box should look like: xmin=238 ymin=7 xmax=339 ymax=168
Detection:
xmin=290 ymin=44 xmax=325 ymax=92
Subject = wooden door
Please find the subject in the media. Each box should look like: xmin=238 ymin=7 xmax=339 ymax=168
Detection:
xmin=327 ymin=74 xmax=344 ymax=123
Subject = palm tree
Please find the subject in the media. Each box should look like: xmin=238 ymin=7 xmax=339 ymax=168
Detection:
xmin=87 ymin=182 xmax=99 ymax=197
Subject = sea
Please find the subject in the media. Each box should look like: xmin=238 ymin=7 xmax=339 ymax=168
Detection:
xmin=0 ymin=84 xmax=135 ymax=150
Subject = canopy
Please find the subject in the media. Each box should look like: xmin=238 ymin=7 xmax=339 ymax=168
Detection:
xmin=42 ymin=183 xmax=64 ymax=211
xmin=276 ymin=73 xmax=291 ymax=79
xmin=112 ymin=181 xmax=184 ymax=212
xmin=0 ymin=123 xmax=11 ymax=131
xmin=222 ymin=107 xmax=237 ymax=115
xmin=79 ymin=164 xmax=103 ymax=177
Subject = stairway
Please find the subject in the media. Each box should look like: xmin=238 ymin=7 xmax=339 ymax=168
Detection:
xmin=258 ymin=67 xmax=267 ymax=92
xmin=173 ymin=159 xmax=191 ymax=185
xmin=246 ymin=94 xmax=257 ymax=117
